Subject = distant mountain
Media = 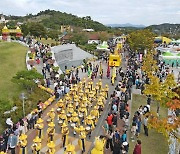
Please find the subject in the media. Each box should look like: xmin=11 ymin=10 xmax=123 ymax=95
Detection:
xmin=107 ymin=23 xmax=146 ymax=28
xmin=146 ymin=23 xmax=180 ymax=39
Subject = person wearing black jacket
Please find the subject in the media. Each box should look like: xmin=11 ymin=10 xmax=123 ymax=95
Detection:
xmin=113 ymin=139 xmax=121 ymax=154
xmin=0 ymin=136 xmax=6 ymax=152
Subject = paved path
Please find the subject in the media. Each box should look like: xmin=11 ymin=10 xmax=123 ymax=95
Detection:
xmin=26 ymin=59 xmax=121 ymax=154
xmin=25 ymin=47 xmax=132 ymax=154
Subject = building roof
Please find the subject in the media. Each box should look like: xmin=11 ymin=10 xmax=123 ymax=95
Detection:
xmin=88 ymin=34 xmax=99 ymax=40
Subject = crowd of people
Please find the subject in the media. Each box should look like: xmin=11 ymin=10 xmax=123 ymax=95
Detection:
xmin=1 ymin=37 xmax=178 ymax=154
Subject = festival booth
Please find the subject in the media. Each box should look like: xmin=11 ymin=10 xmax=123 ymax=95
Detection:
xmin=159 ymin=51 xmax=180 ymax=66
xmin=96 ymin=41 xmax=110 ymax=51
xmin=154 ymin=36 xmax=172 ymax=44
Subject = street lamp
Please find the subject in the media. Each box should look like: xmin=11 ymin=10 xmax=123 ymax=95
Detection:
xmin=19 ymin=92 xmax=27 ymax=117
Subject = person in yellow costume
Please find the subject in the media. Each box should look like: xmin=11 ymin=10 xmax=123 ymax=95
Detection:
xmin=78 ymin=90 xmax=84 ymax=100
xmin=58 ymin=110 xmax=67 ymax=126
xmin=47 ymin=122 xmax=55 ymax=142
xmin=47 ymin=108 xmax=55 ymax=123
xmin=85 ymin=86 xmax=89 ymax=96
xmin=78 ymin=104 xmax=87 ymax=124
xmin=64 ymin=144 xmax=76 ymax=154
xmin=65 ymin=94 xmax=71 ymax=104
xmin=47 ymin=141 xmax=55 ymax=154
xmin=31 ymin=136 xmax=41 ymax=154
xmin=104 ymin=84 xmax=109 ymax=99
xmin=91 ymin=136 xmax=106 ymax=154
xmin=0 ymin=152 xmax=6 ymax=154
xmin=35 ymin=118 xmax=44 ymax=139
xmin=97 ymin=99 xmax=104 ymax=115
xmin=18 ymin=134 xmax=27 ymax=154
xmin=98 ymin=79 xmax=102 ymax=91
xmin=66 ymin=104 xmax=74 ymax=122
xmin=56 ymin=99 xmax=65 ymax=113
xmin=100 ymin=88 xmax=106 ymax=98
xmin=95 ymin=83 xmax=99 ymax=96
xmin=73 ymin=84 xmax=78 ymax=95
xmin=90 ymin=79 xmax=93 ymax=90
xmin=87 ymin=81 xmax=91 ymax=92
xmin=73 ymin=95 xmax=79 ymax=110
xmin=88 ymin=91 xmax=94 ymax=105
xmin=98 ymin=92 xmax=105 ymax=102
xmin=74 ymin=126 xmax=86 ymax=153
xmin=111 ymin=66 xmax=116 ymax=86
xmin=70 ymin=112 xmax=80 ymax=135
xmin=90 ymin=105 xmax=99 ymax=126
xmin=85 ymin=115 xmax=95 ymax=138
xmin=61 ymin=122 xmax=69 ymax=148
xmin=82 ymin=78 xmax=86 ymax=89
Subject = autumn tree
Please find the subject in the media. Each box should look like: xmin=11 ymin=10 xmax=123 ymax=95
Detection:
xmin=142 ymin=51 xmax=158 ymax=76
xmin=128 ymin=29 xmax=155 ymax=52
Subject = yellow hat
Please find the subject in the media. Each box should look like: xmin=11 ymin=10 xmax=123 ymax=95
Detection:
xmin=19 ymin=134 xmax=27 ymax=140
xmin=72 ymin=112 xmax=78 ymax=117
xmin=68 ymin=104 xmax=73 ymax=108
xmin=61 ymin=110 xmax=65 ymax=114
xmin=37 ymin=118 xmax=43 ymax=124
xmin=83 ymin=97 xmax=87 ymax=101
xmin=48 ymin=122 xmax=55 ymax=128
xmin=94 ymin=106 xmax=98 ymax=109
xmin=70 ymin=88 xmax=74 ymax=91
xmin=50 ymin=108 xmax=55 ymax=112
xmin=74 ymin=95 xmax=78 ymax=98
xmin=66 ymin=144 xmax=75 ymax=152
xmin=33 ymin=136 xmax=41 ymax=143
xmin=47 ymin=141 xmax=55 ymax=148
xmin=58 ymin=99 xmax=63 ymax=103
xmin=61 ymin=122 xmax=68 ymax=127
xmin=87 ymin=115 xmax=93 ymax=120
xmin=81 ymin=103 xmax=86 ymax=108
xmin=105 ymin=84 xmax=108 ymax=87
xmin=79 ymin=126 xmax=85 ymax=131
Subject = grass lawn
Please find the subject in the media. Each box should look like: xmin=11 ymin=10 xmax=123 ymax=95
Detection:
xmin=128 ymin=94 xmax=169 ymax=154
xmin=37 ymin=38 xmax=57 ymax=45
xmin=0 ymin=42 xmax=50 ymax=133
xmin=0 ymin=42 xmax=27 ymax=102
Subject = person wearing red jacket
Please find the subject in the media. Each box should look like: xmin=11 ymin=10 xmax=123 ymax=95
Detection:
xmin=133 ymin=140 xmax=141 ymax=154
xmin=106 ymin=113 xmax=113 ymax=131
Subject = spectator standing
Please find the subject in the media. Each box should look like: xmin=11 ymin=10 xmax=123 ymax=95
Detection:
xmin=7 ymin=132 xmax=17 ymax=154
xmin=143 ymin=116 xmax=149 ymax=136
xmin=133 ymin=140 xmax=141 ymax=154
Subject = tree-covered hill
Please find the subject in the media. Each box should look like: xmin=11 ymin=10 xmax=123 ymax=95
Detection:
xmin=146 ymin=23 xmax=180 ymax=39
xmin=5 ymin=9 xmax=108 ymax=31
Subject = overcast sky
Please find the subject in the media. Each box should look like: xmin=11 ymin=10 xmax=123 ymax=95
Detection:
xmin=1 ymin=0 xmax=180 ymax=26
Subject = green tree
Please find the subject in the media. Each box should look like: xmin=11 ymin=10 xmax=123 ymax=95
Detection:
xmin=70 ymin=32 xmax=88 ymax=45
xmin=21 ymin=23 xmax=29 ymax=36
xmin=47 ymin=30 xmax=60 ymax=40
xmin=29 ymin=22 xmax=47 ymax=37
xmin=12 ymin=70 xmax=43 ymax=92
xmin=128 ymin=29 xmax=155 ymax=52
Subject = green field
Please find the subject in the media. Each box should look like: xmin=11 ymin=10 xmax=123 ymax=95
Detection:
xmin=128 ymin=94 xmax=169 ymax=154
xmin=0 ymin=42 xmax=27 ymax=102
xmin=0 ymin=42 xmax=50 ymax=133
